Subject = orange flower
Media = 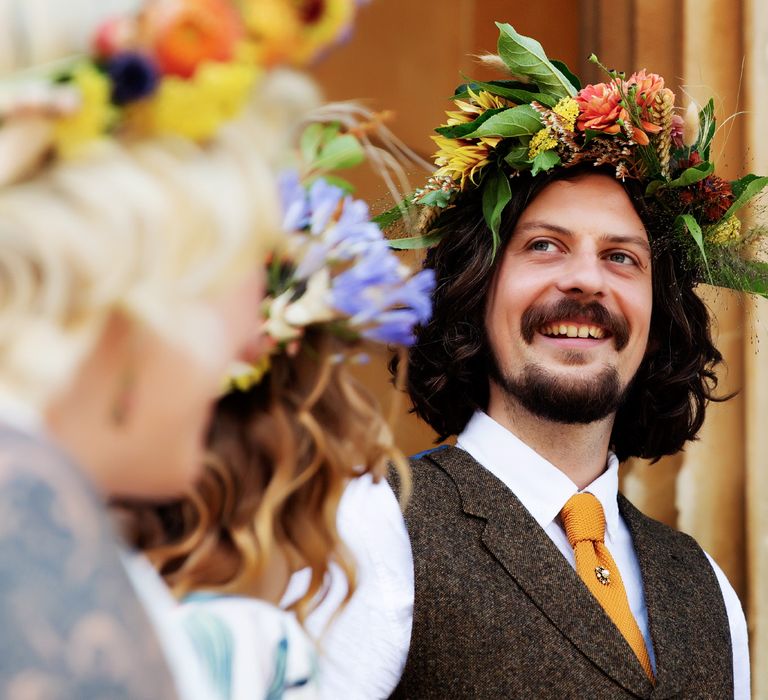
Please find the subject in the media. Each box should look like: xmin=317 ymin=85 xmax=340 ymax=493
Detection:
xmin=575 ymin=81 xmax=626 ymax=135
xmin=627 ymin=70 xmax=665 ymax=111
xmin=626 ymin=69 xmax=666 ymax=137
xmin=142 ymin=0 xmax=245 ymax=78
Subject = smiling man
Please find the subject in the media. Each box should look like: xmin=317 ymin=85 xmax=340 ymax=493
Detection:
xmin=291 ymin=27 xmax=768 ymax=700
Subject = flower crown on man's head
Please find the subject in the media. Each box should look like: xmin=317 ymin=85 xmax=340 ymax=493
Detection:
xmin=0 ymin=0 xmax=360 ymax=185
xmin=383 ymin=23 xmax=768 ymax=297
xmin=227 ymin=119 xmax=436 ymax=392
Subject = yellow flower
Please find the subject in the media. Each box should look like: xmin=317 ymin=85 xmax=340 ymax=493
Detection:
xmin=444 ymin=88 xmax=509 ymax=126
xmin=432 ymin=89 xmax=509 ymax=189
xmin=706 ymin=216 xmax=742 ymax=245
xmin=242 ymin=0 xmax=355 ymax=66
xmin=133 ymin=60 xmax=259 ymax=141
xmin=432 ymin=134 xmax=502 ymax=189
xmin=553 ymin=96 xmax=579 ymax=131
xmin=293 ymin=0 xmax=356 ymax=65
xmin=53 ymin=63 xmax=115 ymax=157
xmin=528 ymin=128 xmax=557 ymax=159
xmin=226 ymin=356 xmax=272 ymax=393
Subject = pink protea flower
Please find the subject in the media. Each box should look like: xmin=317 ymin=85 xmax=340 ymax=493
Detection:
xmin=575 ymin=81 xmax=627 ymax=134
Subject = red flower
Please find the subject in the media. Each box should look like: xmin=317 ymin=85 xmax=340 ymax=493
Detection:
xmin=575 ymin=81 xmax=626 ymax=134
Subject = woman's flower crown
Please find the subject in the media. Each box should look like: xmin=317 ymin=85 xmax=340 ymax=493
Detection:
xmin=0 ymin=0 xmax=359 ymax=184
xmin=227 ymin=121 xmax=436 ymax=392
xmin=383 ymin=23 xmax=768 ymax=296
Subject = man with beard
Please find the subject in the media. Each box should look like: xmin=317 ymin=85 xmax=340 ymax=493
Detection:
xmin=287 ymin=27 xmax=764 ymax=699
xmin=291 ymin=166 xmax=749 ymax=700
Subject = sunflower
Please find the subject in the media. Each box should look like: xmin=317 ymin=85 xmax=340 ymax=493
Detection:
xmin=432 ymin=89 xmax=509 ymax=189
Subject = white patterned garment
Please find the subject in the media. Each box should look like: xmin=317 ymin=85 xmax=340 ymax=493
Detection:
xmin=176 ymin=594 xmax=320 ymax=700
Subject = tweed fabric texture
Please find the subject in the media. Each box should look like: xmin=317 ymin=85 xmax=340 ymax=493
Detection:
xmin=561 ymin=493 xmax=654 ymax=679
xmin=388 ymin=446 xmax=732 ymax=699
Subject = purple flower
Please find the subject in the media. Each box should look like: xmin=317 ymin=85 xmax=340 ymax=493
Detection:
xmin=329 ymin=246 xmax=435 ymax=344
xmin=326 ymin=197 xmax=383 ymax=250
xmin=362 ymin=309 xmax=422 ymax=346
xmin=279 ymin=170 xmax=310 ymax=230
xmin=309 ymin=178 xmax=345 ymax=234
xmin=389 ymin=269 xmax=436 ymax=323
xmin=107 ymin=52 xmax=159 ymax=105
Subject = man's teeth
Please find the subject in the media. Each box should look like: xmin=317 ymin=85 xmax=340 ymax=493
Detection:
xmin=540 ymin=324 xmax=605 ymax=339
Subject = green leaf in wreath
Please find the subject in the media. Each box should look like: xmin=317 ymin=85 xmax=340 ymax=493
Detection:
xmin=418 ymin=189 xmax=454 ymax=208
xmin=462 ymin=104 xmax=542 ymax=138
xmin=311 ymin=133 xmax=365 ymax=172
xmin=300 ymin=123 xmax=325 ymax=164
xmin=455 ymin=79 xmax=533 ymax=96
xmin=435 ymin=108 xmax=507 ymax=138
xmin=645 ymin=179 xmax=663 ymax=197
xmin=388 ymin=227 xmax=450 ymax=250
xmin=677 ymin=213 xmax=711 ymax=282
xmin=504 ymin=143 xmax=531 ymax=169
xmin=482 ymin=168 xmax=512 ymax=258
xmin=551 ymin=59 xmax=581 ymax=91
xmin=496 ymin=23 xmax=577 ymax=99
xmin=453 ymin=79 xmax=557 ymax=108
xmin=723 ymin=174 xmax=768 ymax=218
xmin=372 ymin=198 xmax=411 ymax=228
xmin=666 ymin=161 xmax=714 ymax=189
xmin=530 ymin=150 xmax=561 ymax=176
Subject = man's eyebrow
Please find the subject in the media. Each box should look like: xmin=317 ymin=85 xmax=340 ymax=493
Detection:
xmin=515 ymin=221 xmax=652 ymax=255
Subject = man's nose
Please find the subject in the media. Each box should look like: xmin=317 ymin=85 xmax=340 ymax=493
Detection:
xmin=555 ymin=251 xmax=606 ymax=298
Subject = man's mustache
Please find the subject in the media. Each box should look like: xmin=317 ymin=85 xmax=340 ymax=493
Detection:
xmin=520 ymin=298 xmax=630 ymax=351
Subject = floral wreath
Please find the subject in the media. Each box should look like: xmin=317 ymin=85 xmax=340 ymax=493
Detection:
xmin=227 ymin=120 xmax=436 ymax=392
xmin=380 ymin=23 xmax=768 ymax=297
xmin=0 ymin=0 xmax=360 ymax=185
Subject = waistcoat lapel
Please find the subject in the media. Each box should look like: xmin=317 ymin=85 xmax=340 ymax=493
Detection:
xmin=619 ymin=496 xmax=686 ymax=698
xmin=428 ymin=447 xmax=654 ymax=698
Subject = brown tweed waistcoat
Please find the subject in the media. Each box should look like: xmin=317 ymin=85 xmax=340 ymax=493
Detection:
xmin=389 ymin=446 xmax=733 ymax=699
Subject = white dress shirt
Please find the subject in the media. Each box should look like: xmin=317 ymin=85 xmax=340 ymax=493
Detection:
xmin=292 ymin=410 xmax=750 ymax=700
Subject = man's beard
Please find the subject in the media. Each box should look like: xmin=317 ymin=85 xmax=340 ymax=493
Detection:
xmin=490 ymin=297 xmax=633 ymax=424
xmin=490 ymin=357 xmax=629 ymax=424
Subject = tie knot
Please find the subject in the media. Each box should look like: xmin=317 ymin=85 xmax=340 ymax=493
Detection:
xmin=560 ymin=492 xmax=606 ymax=546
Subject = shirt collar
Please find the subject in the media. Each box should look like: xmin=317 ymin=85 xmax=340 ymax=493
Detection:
xmin=456 ymin=410 xmax=620 ymax=536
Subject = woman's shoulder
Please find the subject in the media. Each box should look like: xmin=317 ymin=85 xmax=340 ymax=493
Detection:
xmin=177 ymin=594 xmax=318 ymax=700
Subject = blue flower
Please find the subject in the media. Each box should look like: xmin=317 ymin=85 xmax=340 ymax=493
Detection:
xmin=325 ymin=197 xmax=382 ymax=248
xmin=106 ymin=52 xmax=159 ymax=105
xmin=362 ymin=309 xmax=422 ymax=346
xmin=308 ymin=178 xmax=345 ymax=234
xmin=278 ymin=171 xmax=310 ymax=231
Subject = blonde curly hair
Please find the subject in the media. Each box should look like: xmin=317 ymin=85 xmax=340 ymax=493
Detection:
xmin=121 ymin=328 xmax=410 ymax=624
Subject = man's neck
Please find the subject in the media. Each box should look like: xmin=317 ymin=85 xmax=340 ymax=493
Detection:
xmin=486 ymin=385 xmax=614 ymax=490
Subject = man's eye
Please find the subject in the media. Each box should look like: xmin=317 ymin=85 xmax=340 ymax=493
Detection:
xmin=607 ymin=252 xmax=635 ymax=265
xmin=531 ymin=240 xmax=556 ymax=252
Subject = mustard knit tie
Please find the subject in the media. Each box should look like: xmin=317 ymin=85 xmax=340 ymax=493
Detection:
xmin=560 ymin=493 xmax=654 ymax=681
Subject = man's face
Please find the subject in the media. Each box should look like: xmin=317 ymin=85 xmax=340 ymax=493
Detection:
xmin=484 ymin=173 xmax=653 ymax=424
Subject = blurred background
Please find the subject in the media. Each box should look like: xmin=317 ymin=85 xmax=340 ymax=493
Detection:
xmin=309 ymin=0 xmax=768 ymax=695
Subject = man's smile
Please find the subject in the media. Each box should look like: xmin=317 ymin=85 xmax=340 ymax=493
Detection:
xmin=538 ymin=322 xmax=607 ymax=339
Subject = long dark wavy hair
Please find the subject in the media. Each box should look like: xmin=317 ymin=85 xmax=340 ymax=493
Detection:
xmin=393 ymin=166 xmax=725 ymax=462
